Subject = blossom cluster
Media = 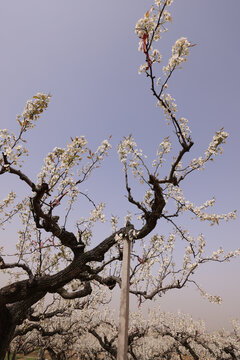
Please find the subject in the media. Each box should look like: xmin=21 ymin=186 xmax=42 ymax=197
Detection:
xmin=190 ymin=129 xmax=229 ymax=171
xmin=0 ymin=191 xmax=16 ymax=210
xmin=0 ymin=94 xmax=50 ymax=169
xmin=0 ymin=129 xmax=28 ymax=167
xmin=76 ymin=203 xmax=106 ymax=246
xmin=182 ymin=198 xmax=236 ymax=225
xmin=135 ymin=10 xmax=157 ymax=47
xmin=117 ymin=135 xmax=147 ymax=183
xmin=165 ymin=184 xmax=236 ymax=226
xmin=16 ymin=93 xmax=51 ymax=131
xmin=38 ymin=136 xmax=88 ymax=188
xmin=163 ymin=37 xmax=192 ymax=74
xmin=135 ymin=0 xmax=173 ymax=46
xmin=152 ymin=136 xmax=171 ymax=171
xmin=89 ymin=203 xmax=106 ymax=224
xmin=0 ymin=194 xmax=29 ymax=231
xmin=110 ymin=215 xmax=119 ymax=233
xmin=135 ymin=1 xmax=174 ymax=74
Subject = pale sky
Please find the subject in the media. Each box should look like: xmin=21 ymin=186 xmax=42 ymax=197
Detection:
xmin=0 ymin=0 xmax=240 ymax=330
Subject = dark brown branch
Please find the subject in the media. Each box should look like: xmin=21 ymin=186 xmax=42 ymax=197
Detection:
xmin=129 ymin=262 xmax=201 ymax=300
xmin=28 ymin=307 xmax=68 ymax=322
xmin=88 ymin=328 xmax=117 ymax=358
xmin=14 ymin=323 xmax=63 ymax=338
xmin=0 ymin=161 xmax=82 ymax=255
xmin=161 ymin=215 xmax=196 ymax=256
xmin=90 ymin=255 xmax=122 ymax=275
xmin=125 ymin=169 xmax=149 ymax=217
xmin=147 ymin=2 xmax=167 ymax=52
xmin=30 ymin=183 xmax=80 ymax=253
xmin=84 ymin=224 xmax=133 ymax=263
xmin=56 ymin=281 xmax=92 ymax=299
xmin=0 ymin=161 xmax=36 ymax=192
xmin=141 ymin=8 xmax=195 ymax=186
xmin=0 ymin=257 xmax=33 ymax=280
xmin=135 ymin=175 xmax=166 ymax=239
xmin=0 ymin=227 xmax=124 ymax=305
xmin=89 ymin=274 xmax=119 ymax=290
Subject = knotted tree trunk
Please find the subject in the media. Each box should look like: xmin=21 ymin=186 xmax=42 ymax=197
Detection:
xmin=0 ymin=306 xmax=17 ymax=360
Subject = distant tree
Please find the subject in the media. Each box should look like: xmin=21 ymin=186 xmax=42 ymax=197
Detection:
xmin=78 ymin=307 xmax=240 ymax=359
xmin=12 ymin=304 xmax=240 ymax=359
xmin=10 ymin=290 xmax=111 ymax=360
xmin=84 ymin=308 xmax=240 ymax=359
xmin=0 ymin=0 xmax=238 ymax=358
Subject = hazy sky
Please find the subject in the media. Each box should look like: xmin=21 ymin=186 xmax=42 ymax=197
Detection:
xmin=0 ymin=0 xmax=240 ymax=330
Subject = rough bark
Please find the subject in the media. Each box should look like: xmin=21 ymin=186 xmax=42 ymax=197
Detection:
xmin=0 ymin=291 xmax=46 ymax=359
xmin=0 ymin=305 xmax=16 ymax=360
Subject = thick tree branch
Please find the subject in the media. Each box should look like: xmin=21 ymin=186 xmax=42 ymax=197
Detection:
xmin=0 ymin=257 xmax=33 ymax=280
xmin=135 ymin=174 xmax=166 ymax=239
xmin=88 ymin=328 xmax=117 ymax=358
xmin=56 ymin=281 xmax=92 ymax=299
xmin=28 ymin=307 xmax=68 ymax=322
xmin=14 ymin=324 xmax=63 ymax=338
xmin=0 ymin=157 xmax=36 ymax=192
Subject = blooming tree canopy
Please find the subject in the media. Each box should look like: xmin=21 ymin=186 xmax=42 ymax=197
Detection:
xmin=0 ymin=0 xmax=238 ymax=358
xmin=12 ymin=301 xmax=240 ymax=359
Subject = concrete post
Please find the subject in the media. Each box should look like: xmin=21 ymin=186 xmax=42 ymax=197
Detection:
xmin=117 ymin=238 xmax=131 ymax=360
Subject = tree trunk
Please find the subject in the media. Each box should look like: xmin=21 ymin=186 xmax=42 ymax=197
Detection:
xmin=7 ymin=350 xmax=11 ymax=360
xmin=0 ymin=292 xmax=46 ymax=360
xmin=37 ymin=348 xmax=45 ymax=360
xmin=57 ymin=352 xmax=67 ymax=360
xmin=0 ymin=306 xmax=16 ymax=360
xmin=11 ymin=349 xmax=17 ymax=360
xmin=46 ymin=347 xmax=58 ymax=360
